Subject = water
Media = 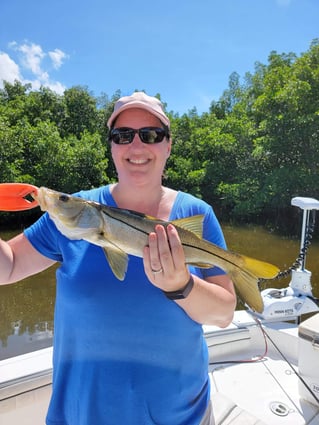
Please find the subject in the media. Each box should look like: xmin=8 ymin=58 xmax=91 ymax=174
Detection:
xmin=0 ymin=225 xmax=318 ymax=360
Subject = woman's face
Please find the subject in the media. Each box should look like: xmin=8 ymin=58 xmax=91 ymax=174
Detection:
xmin=111 ymin=108 xmax=171 ymax=187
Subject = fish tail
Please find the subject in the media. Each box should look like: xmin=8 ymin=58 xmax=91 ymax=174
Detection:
xmin=229 ymin=256 xmax=279 ymax=313
xmin=229 ymin=268 xmax=264 ymax=313
xmin=242 ymin=256 xmax=280 ymax=280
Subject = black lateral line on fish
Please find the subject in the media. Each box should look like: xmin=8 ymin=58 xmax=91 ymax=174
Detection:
xmin=100 ymin=209 xmax=162 ymax=236
xmin=101 ymin=209 xmax=242 ymax=272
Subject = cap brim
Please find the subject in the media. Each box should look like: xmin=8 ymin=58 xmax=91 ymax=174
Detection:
xmin=107 ymin=101 xmax=170 ymax=128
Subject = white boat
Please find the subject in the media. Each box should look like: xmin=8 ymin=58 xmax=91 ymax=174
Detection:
xmin=1 ymin=197 xmax=319 ymax=424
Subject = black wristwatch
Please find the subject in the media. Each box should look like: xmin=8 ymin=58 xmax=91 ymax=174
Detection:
xmin=162 ymin=275 xmax=194 ymax=300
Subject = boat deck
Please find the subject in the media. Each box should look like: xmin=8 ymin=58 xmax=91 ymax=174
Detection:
xmin=206 ymin=311 xmax=319 ymax=424
xmin=1 ymin=313 xmax=319 ymax=424
xmin=210 ymin=358 xmax=319 ymax=424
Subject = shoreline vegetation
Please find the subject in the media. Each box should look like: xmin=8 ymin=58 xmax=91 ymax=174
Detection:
xmin=1 ymin=39 xmax=319 ymax=236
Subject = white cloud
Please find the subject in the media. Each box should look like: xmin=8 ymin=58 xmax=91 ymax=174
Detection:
xmin=48 ymin=48 xmax=68 ymax=69
xmin=14 ymin=42 xmax=45 ymax=76
xmin=0 ymin=41 xmax=68 ymax=94
xmin=28 ymin=78 xmax=66 ymax=95
xmin=0 ymin=52 xmax=22 ymax=83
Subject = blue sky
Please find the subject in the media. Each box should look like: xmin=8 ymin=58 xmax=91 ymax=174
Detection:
xmin=1 ymin=0 xmax=318 ymax=114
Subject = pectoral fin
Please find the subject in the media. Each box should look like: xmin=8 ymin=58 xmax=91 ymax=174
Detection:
xmin=100 ymin=241 xmax=129 ymax=281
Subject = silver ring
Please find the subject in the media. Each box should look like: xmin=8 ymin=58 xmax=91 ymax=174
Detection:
xmin=152 ymin=268 xmax=163 ymax=275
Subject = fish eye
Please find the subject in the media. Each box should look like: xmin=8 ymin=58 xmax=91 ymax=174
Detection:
xmin=59 ymin=194 xmax=69 ymax=203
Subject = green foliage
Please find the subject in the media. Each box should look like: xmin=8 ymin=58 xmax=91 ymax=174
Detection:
xmin=1 ymin=40 xmax=319 ymax=232
xmin=210 ymin=40 xmax=319 ymax=230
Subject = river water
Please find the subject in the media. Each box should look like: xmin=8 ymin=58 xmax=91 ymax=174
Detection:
xmin=0 ymin=224 xmax=318 ymax=360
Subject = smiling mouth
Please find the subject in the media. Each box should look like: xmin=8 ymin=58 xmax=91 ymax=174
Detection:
xmin=127 ymin=158 xmax=150 ymax=165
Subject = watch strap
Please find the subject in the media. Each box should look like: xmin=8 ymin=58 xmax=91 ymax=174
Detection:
xmin=163 ymin=275 xmax=194 ymax=300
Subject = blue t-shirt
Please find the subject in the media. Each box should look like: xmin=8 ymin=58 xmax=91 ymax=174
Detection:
xmin=24 ymin=186 xmax=226 ymax=425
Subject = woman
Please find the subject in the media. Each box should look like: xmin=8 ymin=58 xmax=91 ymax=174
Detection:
xmin=0 ymin=92 xmax=236 ymax=424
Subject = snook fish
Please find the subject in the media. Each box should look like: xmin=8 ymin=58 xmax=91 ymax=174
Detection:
xmin=32 ymin=187 xmax=280 ymax=313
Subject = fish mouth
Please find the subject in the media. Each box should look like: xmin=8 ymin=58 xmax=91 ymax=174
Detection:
xmin=32 ymin=188 xmax=68 ymax=217
xmin=33 ymin=189 xmax=85 ymax=232
xmin=31 ymin=188 xmax=48 ymax=211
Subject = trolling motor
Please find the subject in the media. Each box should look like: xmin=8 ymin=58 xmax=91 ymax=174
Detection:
xmin=255 ymin=197 xmax=319 ymax=321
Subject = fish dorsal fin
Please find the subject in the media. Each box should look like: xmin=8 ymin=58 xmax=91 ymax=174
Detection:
xmin=99 ymin=239 xmax=129 ymax=281
xmin=171 ymin=215 xmax=204 ymax=238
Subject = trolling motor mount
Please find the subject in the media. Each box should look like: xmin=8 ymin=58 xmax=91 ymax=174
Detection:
xmin=254 ymin=197 xmax=319 ymax=321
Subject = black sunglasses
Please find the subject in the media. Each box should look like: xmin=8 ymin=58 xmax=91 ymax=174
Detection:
xmin=109 ymin=127 xmax=170 ymax=145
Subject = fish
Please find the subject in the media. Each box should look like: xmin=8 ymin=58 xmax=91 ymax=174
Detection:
xmin=32 ymin=187 xmax=280 ymax=313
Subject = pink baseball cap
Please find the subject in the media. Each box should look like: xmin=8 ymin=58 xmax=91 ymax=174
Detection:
xmin=107 ymin=91 xmax=170 ymax=128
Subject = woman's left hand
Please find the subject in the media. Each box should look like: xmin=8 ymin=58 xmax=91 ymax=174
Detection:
xmin=143 ymin=224 xmax=190 ymax=291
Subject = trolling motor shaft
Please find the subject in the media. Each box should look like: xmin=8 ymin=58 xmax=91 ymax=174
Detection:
xmin=291 ymin=197 xmax=319 ymax=271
